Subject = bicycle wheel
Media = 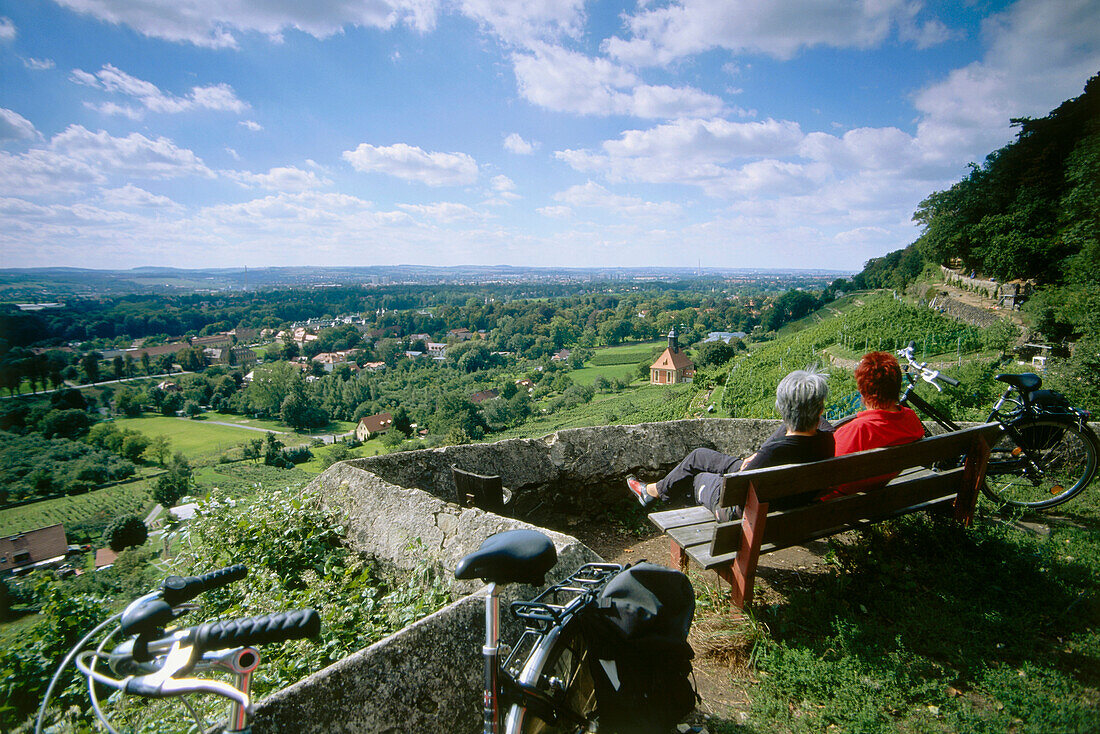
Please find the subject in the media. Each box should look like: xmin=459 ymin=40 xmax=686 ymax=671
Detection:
xmin=504 ymin=620 xmax=597 ymax=734
xmin=981 ymin=419 xmax=1100 ymax=509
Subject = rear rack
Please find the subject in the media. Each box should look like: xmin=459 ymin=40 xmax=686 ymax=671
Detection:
xmin=510 ymin=563 xmax=622 ymax=631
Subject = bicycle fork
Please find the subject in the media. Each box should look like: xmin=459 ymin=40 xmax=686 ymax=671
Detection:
xmin=482 ymin=582 xmax=502 ymax=734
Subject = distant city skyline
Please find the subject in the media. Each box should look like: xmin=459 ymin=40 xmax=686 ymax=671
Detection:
xmin=1 ymin=0 xmax=1098 ymax=271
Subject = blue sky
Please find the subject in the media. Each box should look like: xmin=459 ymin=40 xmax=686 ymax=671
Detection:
xmin=0 ymin=0 xmax=1097 ymax=271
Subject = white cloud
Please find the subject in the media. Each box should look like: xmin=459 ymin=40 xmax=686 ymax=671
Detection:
xmin=343 ymin=142 xmax=478 ymax=186
xmin=503 ymin=133 xmax=537 ymax=154
xmin=51 ymin=125 xmax=215 ymax=179
xmin=397 ymin=201 xmax=481 ymax=222
xmin=71 ymin=64 xmax=249 ymax=117
xmin=0 ymin=108 xmax=41 ymax=142
xmin=604 ymin=0 xmax=924 ymax=65
xmin=458 ymin=0 xmax=585 ymax=47
xmin=51 ymin=0 xmax=439 ymax=49
xmin=100 ymin=183 xmax=182 ymax=210
xmin=553 ymin=181 xmax=681 ymax=219
xmin=23 ymin=57 xmax=56 ymax=70
xmin=555 ymin=117 xmax=804 ymax=184
xmin=912 ymin=0 xmax=1100 ymax=164
xmin=512 ymin=44 xmax=724 ymax=118
xmin=239 ymin=120 xmax=263 ymax=132
xmin=0 ymin=17 xmax=14 ymax=42
xmin=226 ymin=165 xmax=329 ymax=192
xmin=537 ymin=205 xmax=572 ymax=219
xmin=225 ymin=147 xmax=240 ymax=161
xmin=482 ymin=174 xmax=520 ymax=206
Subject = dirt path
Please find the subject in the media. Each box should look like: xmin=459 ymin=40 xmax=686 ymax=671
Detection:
xmin=570 ymin=521 xmax=837 ymax=728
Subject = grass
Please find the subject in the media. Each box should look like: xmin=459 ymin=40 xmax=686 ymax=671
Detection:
xmin=588 ymin=340 xmax=664 ymax=366
xmin=570 ymin=362 xmax=640 ymax=386
xmin=692 ymin=488 xmax=1100 ymax=733
xmin=296 ymin=437 xmax=390 ymax=474
xmin=201 ymin=411 xmax=357 ymax=436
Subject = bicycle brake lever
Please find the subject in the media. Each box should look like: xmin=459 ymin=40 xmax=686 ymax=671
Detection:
xmin=921 ymin=371 xmax=944 ymax=392
xmin=122 ymin=640 xmax=252 ymax=709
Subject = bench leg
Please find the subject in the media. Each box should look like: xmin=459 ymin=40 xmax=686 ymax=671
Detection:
xmin=670 ymin=540 xmax=689 ymax=572
xmin=729 ymin=484 xmax=767 ymax=610
xmin=955 ymin=435 xmax=991 ymax=526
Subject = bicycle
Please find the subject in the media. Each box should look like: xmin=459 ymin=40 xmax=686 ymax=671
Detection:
xmin=455 ymin=529 xmax=623 ymax=734
xmin=36 ymin=564 xmax=321 ymax=734
xmin=896 ymin=342 xmax=1099 ymax=510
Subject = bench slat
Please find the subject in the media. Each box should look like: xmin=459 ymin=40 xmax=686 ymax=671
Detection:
xmin=649 ymin=506 xmax=714 ymax=533
xmin=712 ymin=467 xmax=964 ymax=556
xmin=719 ymin=423 xmax=1001 ymax=506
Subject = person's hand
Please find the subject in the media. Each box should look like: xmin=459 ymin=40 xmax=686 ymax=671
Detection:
xmin=740 ymin=452 xmax=758 ymax=470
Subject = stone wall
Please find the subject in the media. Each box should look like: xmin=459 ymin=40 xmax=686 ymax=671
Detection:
xmin=930 ymin=295 xmax=1004 ymax=329
xmin=252 ymin=419 xmax=779 ymax=733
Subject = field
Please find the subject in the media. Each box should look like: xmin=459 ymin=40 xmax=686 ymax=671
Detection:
xmin=0 ymin=476 xmax=154 ymax=536
xmin=112 ymin=415 xmax=310 ymax=461
xmin=569 ymin=362 xmax=641 ymax=386
xmin=587 ymin=340 xmax=664 ymax=366
xmin=493 ymin=383 xmax=695 ymax=440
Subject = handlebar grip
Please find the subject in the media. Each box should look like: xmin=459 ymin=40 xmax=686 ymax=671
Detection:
xmin=162 ymin=564 xmax=247 ymax=606
xmin=940 ymin=374 xmax=961 ymax=387
xmin=192 ymin=609 xmax=321 ymax=653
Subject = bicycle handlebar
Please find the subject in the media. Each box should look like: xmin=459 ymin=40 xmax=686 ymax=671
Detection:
xmin=897 ymin=341 xmax=960 ymax=391
xmin=162 ymin=564 xmax=248 ymax=606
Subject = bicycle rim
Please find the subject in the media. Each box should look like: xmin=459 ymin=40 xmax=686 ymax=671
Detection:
xmin=505 ymin=621 xmax=596 ymax=734
xmin=982 ymin=420 xmax=1099 ymax=509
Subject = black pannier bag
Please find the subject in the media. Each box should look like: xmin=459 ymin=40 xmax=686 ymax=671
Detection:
xmin=580 ymin=562 xmax=699 ymax=733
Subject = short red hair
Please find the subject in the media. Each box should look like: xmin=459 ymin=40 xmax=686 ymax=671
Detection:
xmin=854 ymin=352 xmax=902 ymax=409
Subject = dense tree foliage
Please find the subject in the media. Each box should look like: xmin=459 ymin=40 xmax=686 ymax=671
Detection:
xmin=0 ymin=432 xmax=136 ymax=505
xmin=913 ymin=74 xmax=1099 ymax=284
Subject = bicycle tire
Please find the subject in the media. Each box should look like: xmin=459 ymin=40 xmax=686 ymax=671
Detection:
xmin=981 ymin=419 xmax=1100 ymax=509
xmin=504 ymin=618 xmax=597 ymax=734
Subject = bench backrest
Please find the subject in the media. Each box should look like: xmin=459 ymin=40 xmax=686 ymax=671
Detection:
xmin=711 ymin=422 xmax=1002 ymax=558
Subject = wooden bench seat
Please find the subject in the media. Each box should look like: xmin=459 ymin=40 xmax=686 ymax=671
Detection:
xmin=649 ymin=423 xmax=1003 ymax=609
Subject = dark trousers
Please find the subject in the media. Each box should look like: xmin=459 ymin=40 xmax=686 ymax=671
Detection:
xmin=654 ymin=448 xmax=743 ymax=513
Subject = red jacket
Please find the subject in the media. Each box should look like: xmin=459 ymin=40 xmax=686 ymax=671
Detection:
xmin=820 ymin=407 xmax=924 ymax=500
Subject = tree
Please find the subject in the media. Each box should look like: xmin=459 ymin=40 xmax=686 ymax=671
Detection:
xmin=152 ymin=454 xmax=192 ymax=507
xmin=697 ymin=340 xmax=737 ymax=368
xmin=392 ymin=405 xmax=413 ymax=436
xmin=104 ymin=514 xmax=148 ymax=552
xmin=112 ymin=356 xmax=124 ymax=381
xmin=242 ymin=436 xmax=264 ymax=463
xmin=246 ymin=361 xmax=301 ymax=416
xmin=140 ymin=352 xmax=152 ymax=376
xmin=146 ymin=435 xmax=171 ymax=466
xmin=115 ymin=387 xmax=142 ymax=417
xmin=280 ymin=388 xmax=328 ymax=430
xmin=157 ymin=353 xmax=175 ymax=375
xmin=262 ymin=431 xmax=285 ymax=466
xmin=80 ymin=351 xmax=102 ymax=384
xmin=40 ymin=409 xmax=91 ymax=439
xmin=120 ymin=433 xmax=150 ymax=462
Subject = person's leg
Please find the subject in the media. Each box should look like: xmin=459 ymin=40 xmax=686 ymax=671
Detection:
xmin=653 ymin=448 xmax=741 ymax=500
xmin=695 ymin=472 xmax=743 ymax=522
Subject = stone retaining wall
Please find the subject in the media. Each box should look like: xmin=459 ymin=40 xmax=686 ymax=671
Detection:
xmin=252 ymin=419 xmax=778 ymax=733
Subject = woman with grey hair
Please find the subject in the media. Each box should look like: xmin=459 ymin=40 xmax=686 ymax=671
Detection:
xmin=627 ymin=368 xmax=834 ymax=520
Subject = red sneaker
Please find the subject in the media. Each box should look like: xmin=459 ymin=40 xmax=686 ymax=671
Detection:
xmin=626 ymin=475 xmax=656 ymax=508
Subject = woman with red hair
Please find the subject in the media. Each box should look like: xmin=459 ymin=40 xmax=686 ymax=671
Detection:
xmin=820 ymin=351 xmax=924 ymax=499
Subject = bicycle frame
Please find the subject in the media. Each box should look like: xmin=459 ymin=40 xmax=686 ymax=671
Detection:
xmin=897 ymin=360 xmax=1064 ymax=488
xmin=479 ymin=562 xmax=621 ymax=733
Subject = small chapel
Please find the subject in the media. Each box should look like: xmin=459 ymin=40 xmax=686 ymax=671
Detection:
xmin=649 ymin=328 xmax=695 ymax=385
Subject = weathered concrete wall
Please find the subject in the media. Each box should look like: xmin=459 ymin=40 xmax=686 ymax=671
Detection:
xmin=252 ymin=419 xmax=777 ymax=733
xmin=335 ymin=418 xmax=777 ymax=533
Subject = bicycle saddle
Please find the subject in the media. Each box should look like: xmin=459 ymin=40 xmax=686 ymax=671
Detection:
xmin=995 ymin=373 xmax=1042 ymax=392
xmin=454 ymin=529 xmax=557 ymax=585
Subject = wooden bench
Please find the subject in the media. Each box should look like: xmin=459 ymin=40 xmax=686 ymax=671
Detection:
xmin=649 ymin=423 xmax=1002 ymax=609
